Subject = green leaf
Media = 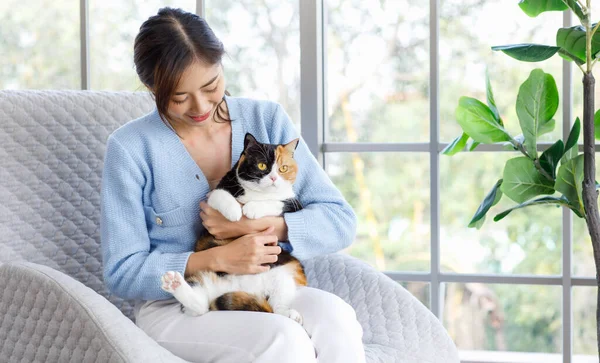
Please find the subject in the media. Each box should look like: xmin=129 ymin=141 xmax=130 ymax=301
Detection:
xmin=456 ymin=97 xmax=512 ymax=144
xmin=555 ymin=154 xmax=585 ymax=216
xmin=564 ymin=0 xmax=586 ymax=20
xmin=557 ymin=25 xmax=600 ymax=63
xmin=485 ymin=69 xmax=502 ymax=125
xmin=561 ymin=117 xmax=581 ymax=164
xmin=518 ymin=0 xmax=584 ymax=19
xmin=594 ymin=111 xmax=600 ymax=140
xmin=518 ymin=0 xmax=567 ymax=17
xmin=501 ymin=156 xmax=555 ymax=203
xmin=469 ymin=141 xmax=481 ymax=151
xmin=442 ymin=133 xmax=469 ymax=156
xmin=492 ymin=44 xmax=560 ymax=62
xmin=557 ymin=48 xmax=586 ymax=65
xmin=561 ymin=146 xmax=579 ymax=164
xmin=516 ymin=69 xmax=559 ymax=159
xmin=471 ymin=215 xmax=486 ymax=229
xmin=566 ymin=117 xmax=581 ymax=151
xmin=539 ymin=140 xmax=564 ymax=179
xmin=469 ymin=179 xmax=503 ymax=228
xmin=493 ymin=196 xmax=569 ymax=222
xmin=538 ymin=118 xmax=556 ymax=136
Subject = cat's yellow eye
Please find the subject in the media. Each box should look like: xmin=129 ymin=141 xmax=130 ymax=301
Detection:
xmin=257 ymin=163 xmax=267 ymax=171
xmin=279 ymin=165 xmax=289 ymax=173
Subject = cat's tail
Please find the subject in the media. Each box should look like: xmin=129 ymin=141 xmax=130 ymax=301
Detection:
xmin=210 ymin=292 xmax=273 ymax=313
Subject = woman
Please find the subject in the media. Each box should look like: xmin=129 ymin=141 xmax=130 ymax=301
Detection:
xmin=100 ymin=7 xmax=365 ymax=363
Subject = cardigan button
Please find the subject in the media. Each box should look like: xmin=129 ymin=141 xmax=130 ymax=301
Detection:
xmin=155 ymin=217 xmax=163 ymax=226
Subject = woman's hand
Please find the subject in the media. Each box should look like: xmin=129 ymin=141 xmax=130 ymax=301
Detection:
xmin=211 ymin=226 xmax=281 ymax=274
xmin=200 ymin=201 xmax=289 ymax=241
xmin=200 ymin=201 xmax=248 ymax=239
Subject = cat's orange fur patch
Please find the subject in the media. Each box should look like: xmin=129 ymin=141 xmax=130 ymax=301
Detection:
xmin=210 ymin=291 xmax=273 ymax=312
xmin=275 ymin=139 xmax=299 ymax=182
xmin=289 ymin=259 xmax=307 ymax=286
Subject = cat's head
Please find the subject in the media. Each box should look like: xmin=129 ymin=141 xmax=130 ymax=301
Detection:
xmin=236 ymin=133 xmax=299 ymax=192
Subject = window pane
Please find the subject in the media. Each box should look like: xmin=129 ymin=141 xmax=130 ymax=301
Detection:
xmin=1 ymin=0 xmax=80 ymax=89
xmin=90 ymin=1 xmax=195 ymax=91
xmin=326 ymin=153 xmax=430 ymax=272
xmin=573 ymin=287 xmax=597 ymax=360
xmin=439 ymin=0 xmax=563 ymax=143
xmin=444 ymin=283 xmax=561 ymax=357
xmin=326 ymin=0 xmax=429 ymax=143
xmin=206 ymin=0 xmax=300 ymax=129
xmin=441 ymin=152 xmax=562 ymax=275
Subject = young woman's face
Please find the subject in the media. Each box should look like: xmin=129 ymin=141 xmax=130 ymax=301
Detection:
xmin=167 ymin=61 xmax=226 ymax=129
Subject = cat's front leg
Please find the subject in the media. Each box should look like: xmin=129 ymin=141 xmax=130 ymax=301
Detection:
xmin=242 ymin=200 xmax=285 ymax=220
xmin=266 ymin=273 xmax=303 ymax=325
xmin=207 ymin=189 xmax=243 ymax=221
xmin=161 ymin=271 xmax=209 ymax=316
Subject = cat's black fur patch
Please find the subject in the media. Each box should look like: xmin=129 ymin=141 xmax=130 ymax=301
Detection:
xmin=282 ymin=198 xmax=302 ymax=213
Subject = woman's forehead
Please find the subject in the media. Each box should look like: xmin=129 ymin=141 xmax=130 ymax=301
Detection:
xmin=175 ymin=61 xmax=221 ymax=92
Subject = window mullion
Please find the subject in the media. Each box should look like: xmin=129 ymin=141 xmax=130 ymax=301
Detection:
xmin=562 ymin=9 xmax=573 ymax=363
xmin=429 ymin=0 xmax=441 ymax=319
xmin=79 ymin=0 xmax=90 ymax=90
xmin=299 ymin=0 xmax=324 ymax=166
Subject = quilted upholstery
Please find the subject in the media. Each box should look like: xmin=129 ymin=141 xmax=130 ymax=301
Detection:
xmin=0 ymin=90 xmax=155 ymax=320
xmin=0 ymin=90 xmax=459 ymax=362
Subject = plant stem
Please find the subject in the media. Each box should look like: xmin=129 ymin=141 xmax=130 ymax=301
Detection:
xmin=533 ymin=159 xmax=554 ymax=181
xmin=510 ymin=139 xmax=553 ymax=180
xmin=581 ymin=3 xmax=600 ymax=358
xmin=582 ymin=71 xmax=600 ymax=363
xmin=592 ymin=21 xmax=600 ymax=38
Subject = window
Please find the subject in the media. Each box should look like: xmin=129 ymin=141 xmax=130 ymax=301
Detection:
xmin=205 ymin=0 xmax=301 ymax=129
xmin=1 ymin=0 xmax=80 ymax=89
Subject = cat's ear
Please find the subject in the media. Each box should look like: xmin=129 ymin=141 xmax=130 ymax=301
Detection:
xmin=244 ymin=133 xmax=258 ymax=150
xmin=283 ymin=138 xmax=300 ymax=155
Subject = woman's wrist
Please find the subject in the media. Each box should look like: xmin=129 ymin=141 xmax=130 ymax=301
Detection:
xmin=245 ymin=216 xmax=288 ymax=241
xmin=185 ymin=248 xmax=219 ymax=277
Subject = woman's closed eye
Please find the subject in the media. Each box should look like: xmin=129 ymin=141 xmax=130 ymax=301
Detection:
xmin=171 ymin=87 xmax=218 ymax=104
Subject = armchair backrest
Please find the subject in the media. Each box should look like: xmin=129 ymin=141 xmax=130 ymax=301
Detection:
xmin=0 ymin=90 xmax=155 ymax=320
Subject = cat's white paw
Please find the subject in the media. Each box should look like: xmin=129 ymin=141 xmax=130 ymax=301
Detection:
xmin=274 ymin=308 xmax=304 ymax=325
xmin=162 ymin=271 xmax=210 ymax=316
xmin=161 ymin=271 xmax=183 ymax=293
xmin=208 ymin=189 xmax=242 ymax=222
xmin=243 ymin=201 xmax=283 ymax=219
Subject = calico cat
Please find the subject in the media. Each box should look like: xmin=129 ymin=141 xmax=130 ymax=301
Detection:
xmin=161 ymin=133 xmax=307 ymax=324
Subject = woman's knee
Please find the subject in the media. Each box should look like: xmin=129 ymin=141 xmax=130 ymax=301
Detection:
xmin=256 ymin=316 xmax=316 ymax=363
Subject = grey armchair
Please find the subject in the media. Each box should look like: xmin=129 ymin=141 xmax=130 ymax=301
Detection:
xmin=0 ymin=90 xmax=459 ymax=363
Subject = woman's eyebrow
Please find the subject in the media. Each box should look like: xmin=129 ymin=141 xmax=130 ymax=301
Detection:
xmin=174 ymin=74 xmax=219 ymax=95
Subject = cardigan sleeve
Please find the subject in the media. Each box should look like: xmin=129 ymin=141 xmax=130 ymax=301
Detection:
xmin=267 ymin=104 xmax=357 ymax=260
xmin=100 ymin=135 xmax=192 ymax=300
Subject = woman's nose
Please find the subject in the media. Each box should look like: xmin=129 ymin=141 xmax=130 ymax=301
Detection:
xmin=191 ymin=95 xmax=211 ymax=114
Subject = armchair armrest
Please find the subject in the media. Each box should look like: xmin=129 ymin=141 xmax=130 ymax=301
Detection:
xmin=0 ymin=262 xmax=188 ymax=363
xmin=304 ymin=253 xmax=459 ymax=363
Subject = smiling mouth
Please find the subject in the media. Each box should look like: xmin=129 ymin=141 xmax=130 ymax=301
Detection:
xmin=189 ymin=111 xmax=211 ymax=122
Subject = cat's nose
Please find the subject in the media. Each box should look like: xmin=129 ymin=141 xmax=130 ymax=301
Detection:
xmin=270 ymin=176 xmax=277 ymax=182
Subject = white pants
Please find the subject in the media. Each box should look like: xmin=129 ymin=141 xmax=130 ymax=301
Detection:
xmin=135 ymin=287 xmax=366 ymax=363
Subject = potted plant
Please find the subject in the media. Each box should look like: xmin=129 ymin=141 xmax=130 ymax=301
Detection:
xmin=444 ymin=0 xmax=600 ymax=357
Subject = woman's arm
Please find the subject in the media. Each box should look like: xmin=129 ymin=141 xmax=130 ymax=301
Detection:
xmin=268 ymin=104 xmax=357 ymax=260
xmin=101 ymin=136 xmax=193 ymax=301
xmin=199 ymin=201 xmax=288 ymax=241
